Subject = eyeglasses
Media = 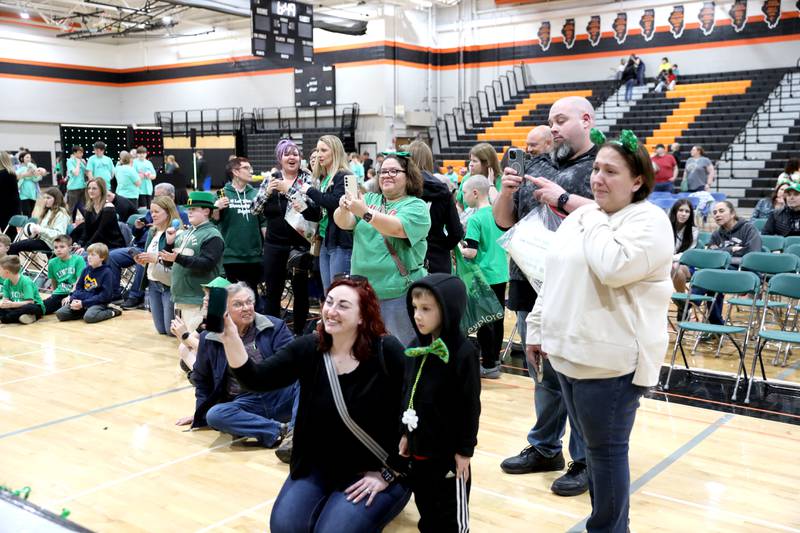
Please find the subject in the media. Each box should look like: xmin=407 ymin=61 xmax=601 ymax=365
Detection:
xmin=230 ymin=299 xmax=255 ymax=310
xmin=378 ymin=169 xmax=406 ymax=178
xmin=333 ymin=273 xmax=368 ymax=283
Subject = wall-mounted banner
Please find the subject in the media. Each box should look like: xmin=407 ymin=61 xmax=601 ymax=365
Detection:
xmin=613 ymin=12 xmax=628 ymax=44
xmin=538 ymin=21 xmax=552 ymax=51
xmin=762 ymin=0 xmax=781 ymax=28
xmin=668 ymin=5 xmax=685 ymax=38
xmin=698 ymin=1 xmax=716 ymax=36
xmin=640 ymin=9 xmax=656 ymax=41
xmin=562 ymin=18 xmax=576 ymax=49
xmin=729 ymin=0 xmax=748 ymax=31
xmin=586 ymin=16 xmax=602 ymax=46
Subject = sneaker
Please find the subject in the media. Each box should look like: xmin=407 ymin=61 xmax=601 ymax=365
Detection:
xmin=121 ymin=297 xmax=144 ymax=310
xmin=698 ymin=332 xmax=715 ymax=343
xmin=481 ymin=365 xmax=501 ymax=379
xmin=108 ymin=304 xmax=123 ymax=317
xmin=500 ymin=446 xmax=565 ymax=474
xmin=275 ymin=429 xmax=293 ymax=464
xmin=18 ymin=314 xmax=38 ymax=325
xmin=551 ymin=461 xmax=589 ymax=496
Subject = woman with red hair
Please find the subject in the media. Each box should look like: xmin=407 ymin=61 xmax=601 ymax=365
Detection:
xmin=219 ymin=276 xmax=411 ymax=532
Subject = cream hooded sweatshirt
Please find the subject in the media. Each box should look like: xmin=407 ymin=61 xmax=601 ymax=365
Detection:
xmin=527 ymin=200 xmax=673 ymax=387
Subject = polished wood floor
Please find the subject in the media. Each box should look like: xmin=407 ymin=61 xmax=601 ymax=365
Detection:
xmin=1 ymin=310 xmax=799 ymax=532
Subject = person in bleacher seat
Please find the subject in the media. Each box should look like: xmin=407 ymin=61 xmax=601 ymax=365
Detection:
xmin=651 ymin=144 xmax=678 ymax=192
xmin=621 ymin=56 xmax=638 ymax=102
xmin=669 ymin=199 xmax=698 ymax=312
xmin=683 ymin=145 xmax=715 ymax=192
xmin=762 ymin=180 xmax=800 ymax=237
xmin=776 ymin=158 xmax=799 ymax=184
xmin=751 ymin=180 xmax=789 ymax=220
xmin=8 ymin=187 xmax=70 ymax=256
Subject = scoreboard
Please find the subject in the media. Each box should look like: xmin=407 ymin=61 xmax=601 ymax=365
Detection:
xmin=294 ymin=64 xmax=335 ymax=107
xmin=251 ymin=0 xmax=313 ymax=64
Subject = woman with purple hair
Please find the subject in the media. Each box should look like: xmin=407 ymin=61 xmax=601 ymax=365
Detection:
xmin=252 ymin=139 xmax=315 ymax=335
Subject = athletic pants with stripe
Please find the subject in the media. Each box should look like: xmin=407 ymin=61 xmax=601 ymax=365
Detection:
xmin=410 ymin=456 xmax=471 ymax=533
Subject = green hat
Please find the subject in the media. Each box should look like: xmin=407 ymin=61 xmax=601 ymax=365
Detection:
xmin=201 ymin=277 xmax=231 ymax=289
xmin=184 ymin=191 xmax=217 ymax=210
xmin=787 ymin=181 xmax=800 ymax=194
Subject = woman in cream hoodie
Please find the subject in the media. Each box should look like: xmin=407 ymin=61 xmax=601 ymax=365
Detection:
xmin=527 ymin=130 xmax=673 ymax=532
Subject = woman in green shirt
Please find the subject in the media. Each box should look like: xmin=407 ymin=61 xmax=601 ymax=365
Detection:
xmin=334 ymin=152 xmax=431 ymax=345
xmin=114 ymin=151 xmax=141 ymax=203
xmin=16 ymin=151 xmax=43 ymax=216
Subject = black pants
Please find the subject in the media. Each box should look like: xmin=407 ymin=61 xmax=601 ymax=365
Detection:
xmin=9 ymin=238 xmax=51 ymax=255
xmin=138 ymin=194 xmax=152 ymax=208
xmin=43 ymin=294 xmax=66 ymax=315
xmin=20 ymin=200 xmax=36 ymax=217
xmin=477 ymin=282 xmax=506 ymax=369
xmin=410 ymin=456 xmax=471 ymax=533
xmin=0 ymin=303 xmax=43 ymax=323
xmin=263 ymin=241 xmax=310 ymax=335
xmin=66 ymin=189 xmax=85 ymax=216
xmin=223 ymin=262 xmax=263 ymax=297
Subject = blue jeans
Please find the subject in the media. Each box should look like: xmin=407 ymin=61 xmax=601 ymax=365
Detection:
xmin=270 ymin=469 xmax=411 ymax=533
xmin=624 ymin=79 xmax=635 ymax=101
xmin=557 ymin=371 xmax=644 ymax=533
xmin=517 ymin=311 xmax=586 ymax=463
xmin=148 ymin=281 xmax=174 ymax=335
xmin=205 ymin=383 xmax=299 ymax=447
xmin=690 ymin=287 xmax=724 ymax=324
xmin=652 ymin=182 xmax=673 ymax=193
xmin=319 ymin=244 xmax=352 ymax=293
xmin=380 ymin=296 xmax=417 ymax=346
xmin=108 ymin=247 xmax=145 ymax=300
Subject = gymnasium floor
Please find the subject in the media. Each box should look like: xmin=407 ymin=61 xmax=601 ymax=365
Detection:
xmin=0 ymin=310 xmax=799 ymax=532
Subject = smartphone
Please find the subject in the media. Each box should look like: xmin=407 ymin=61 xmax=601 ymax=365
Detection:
xmin=205 ymin=286 xmax=228 ymax=333
xmin=217 ymin=189 xmax=225 ymax=199
xmin=174 ymin=308 xmax=182 ymax=319
xmin=507 ymin=148 xmax=525 ymax=176
xmin=344 ymin=174 xmax=358 ymax=199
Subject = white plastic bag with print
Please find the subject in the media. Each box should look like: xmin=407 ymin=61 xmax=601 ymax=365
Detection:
xmin=497 ymin=204 xmax=563 ymax=292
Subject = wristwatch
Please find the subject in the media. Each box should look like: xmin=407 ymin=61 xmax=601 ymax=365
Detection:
xmin=557 ymin=192 xmax=571 ymax=211
xmin=380 ymin=467 xmax=396 ymax=483
xmin=362 ymin=210 xmax=374 ymax=223
xmin=181 ymin=331 xmax=190 ymax=341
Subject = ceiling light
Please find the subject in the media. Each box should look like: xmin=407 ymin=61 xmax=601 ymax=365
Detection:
xmin=20 ymin=11 xmax=30 ymax=19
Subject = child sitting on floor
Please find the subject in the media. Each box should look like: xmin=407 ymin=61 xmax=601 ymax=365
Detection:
xmin=0 ymin=255 xmax=45 ymax=324
xmin=44 ymin=234 xmax=86 ymax=315
xmin=0 ymin=234 xmax=10 ymax=259
xmin=56 ymin=242 xmax=122 ymax=323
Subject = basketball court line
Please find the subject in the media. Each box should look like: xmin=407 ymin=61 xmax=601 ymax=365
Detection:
xmin=194 ymin=497 xmax=276 ymax=533
xmin=0 ymin=360 xmax=109 ymax=386
xmin=0 ymin=384 xmax=192 ymax=440
xmin=1 ymin=357 xmax=52 ymax=371
xmin=641 ymin=491 xmax=800 ymax=532
xmin=566 ymin=413 xmax=734 ymax=532
xmin=0 ymin=332 xmax=113 ymax=362
xmin=0 ymin=349 xmax=43 ymax=360
xmin=470 ymin=486 xmax=583 ymax=520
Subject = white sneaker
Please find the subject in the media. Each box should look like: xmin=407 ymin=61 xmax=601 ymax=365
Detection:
xmin=18 ymin=314 xmax=37 ymax=324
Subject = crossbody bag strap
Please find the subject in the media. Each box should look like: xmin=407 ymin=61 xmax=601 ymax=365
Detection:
xmin=377 ymin=197 xmax=410 ymax=278
xmin=322 ymin=352 xmax=390 ymax=466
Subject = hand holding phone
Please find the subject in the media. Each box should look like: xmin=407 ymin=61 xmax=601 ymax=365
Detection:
xmin=344 ymin=174 xmax=359 ymax=199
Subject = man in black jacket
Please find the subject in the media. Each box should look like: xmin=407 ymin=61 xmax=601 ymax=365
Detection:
xmin=763 ymin=182 xmax=800 ymax=236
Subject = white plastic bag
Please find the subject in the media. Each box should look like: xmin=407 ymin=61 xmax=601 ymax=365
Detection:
xmin=497 ymin=204 xmax=563 ymax=291
xmin=285 ymin=202 xmax=318 ymax=243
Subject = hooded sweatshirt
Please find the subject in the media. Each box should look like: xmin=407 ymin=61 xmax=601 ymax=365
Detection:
xmin=215 ymin=181 xmax=263 ymax=264
xmin=403 ymin=273 xmax=481 ymax=459
xmin=421 ymin=171 xmax=464 ymax=274
xmin=709 ymin=219 xmax=762 ymax=265
xmin=762 ymin=206 xmax=800 ymax=237
xmin=70 ymin=263 xmax=113 ymax=308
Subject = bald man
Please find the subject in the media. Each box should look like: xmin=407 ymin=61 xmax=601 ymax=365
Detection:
xmin=525 ymin=125 xmax=553 ymax=156
xmin=493 ymin=96 xmax=596 ymax=497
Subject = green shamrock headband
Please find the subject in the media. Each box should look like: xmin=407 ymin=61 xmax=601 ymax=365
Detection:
xmin=590 ymin=128 xmax=640 ymax=154
xmin=381 ymin=150 xmax=410 ymax=158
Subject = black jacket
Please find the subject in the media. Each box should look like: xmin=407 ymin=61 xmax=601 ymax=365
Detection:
xmin=0 ymin=169 xmax=21 ymax=236
xmin=403 ymin=273 xmax=480 ymax=458
xmin=421 ymin=171 xmax=463 ymax=274
xmin=74 ymin=205 xmax=126 ymax=249
xmin=763 ymin=206 xmax=800 ymax=237
xmin=303 ymin=170 xmax=353 ymax=250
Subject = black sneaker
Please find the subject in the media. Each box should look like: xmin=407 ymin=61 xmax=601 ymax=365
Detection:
xmin=551 ymin=461 xmax=589 ymax=496
xmin=108 ymin=304 xmax=123 ymax=317
xmin=275 ymin=429 xmax=293 ymax=464
xmin=121 ymin=297 xmax=144 ymax=310
xmin=500 ymin=446 xmax=565 ymax=474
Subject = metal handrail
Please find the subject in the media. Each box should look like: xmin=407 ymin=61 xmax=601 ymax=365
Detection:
xmin=492 ymin=80 xmax=504 ymax=107
xmin=476 ymin=90 xmax=488 ymax=119
xmin=485 ymin=85 xmax=498 ymax=113
xmin=154 ymin=107 xmax=243 ymax=137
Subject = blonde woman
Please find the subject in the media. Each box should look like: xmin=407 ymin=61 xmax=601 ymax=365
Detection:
xmin=73 ymin=178 xmax=126 ymax=253
xmin=297 ymin=135 xmax=354 ymax=291
xmin=0 ymin=151 xmax=21 ymax=238
xmin=10 ymin=187 xmax=70 ymax=255
xmin=457 ymin=142 xmax=502 ymax=208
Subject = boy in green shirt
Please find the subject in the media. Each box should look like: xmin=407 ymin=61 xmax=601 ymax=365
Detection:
xmin=44 ymin=234 xmax=86 ymax=315
xmin=0 ymin=255 xmax=45 ymax=324
xmin=86 ymin=141 xmax=115 ymax=190
xmin=66 ymin=145 xmax=87 ymax=214
xmin=114 ymin=151 xmax=141 ymax=203
xmin=134 ymin=146 xmax=156 ymax=208
xmin=460 ymin=175 xmax=509 ymax=379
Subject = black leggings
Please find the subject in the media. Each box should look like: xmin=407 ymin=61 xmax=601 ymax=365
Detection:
xmin=9 ymin=238 xmax=51 ymax=255
xmin=20 ymin=200 xmax=36 ymax=217
xmin=477 ymin=282 xmax=507 ymax=369
xmin=263 ymin=241 xmax=310 ymax=335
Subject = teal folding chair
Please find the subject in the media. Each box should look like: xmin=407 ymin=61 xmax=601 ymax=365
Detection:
xmin=784 ymin=243 xmax=800 ymax=261
xmin=696 ymin=231 xmax=712 ymax=249
xmin=663 ymin=269 xmax=761 ymax=398
xmin=3 ymin=214 xmax=29 ymax=237
xmin=126 ymin=213 xmax=143 ymax=227
xmin=783 ymin=236 xmax=800 ymax=249
xmin=751 ymin=218 xmax=768 ymax=232
xmin=746 ymin=273 xmax=800 ymax=403
xmin=672 ymin=249 xmax=731 ymax=322
xmin=760 ymin=235 xmax=785 ymax=252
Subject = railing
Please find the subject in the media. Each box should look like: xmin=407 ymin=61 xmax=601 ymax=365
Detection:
xmin=253 ymin=103 xmax=359 ymax=135
xmin=155 ymin=107 xmax=243 ymax=137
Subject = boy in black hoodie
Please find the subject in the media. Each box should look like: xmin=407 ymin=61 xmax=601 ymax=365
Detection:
xmin=56 ymin=243 xmax=122 ymax=323
xmin=401 ymin=273 xmax=480 ymax=532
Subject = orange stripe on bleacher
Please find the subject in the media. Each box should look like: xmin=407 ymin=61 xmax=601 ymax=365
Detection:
xmin=644 ymin=80 xmax=751 ymax=151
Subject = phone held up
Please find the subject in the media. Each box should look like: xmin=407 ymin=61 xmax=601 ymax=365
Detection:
xmin=344 ymin=174 xmax=358 ymax=199
xmin=507 ymin=148 xmax=525 ymax=177
xmin=205 ymin=286 xmax=228 ymax=333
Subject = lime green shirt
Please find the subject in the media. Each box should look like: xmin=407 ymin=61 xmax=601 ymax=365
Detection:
xmin=465 ymin=205 xmax=508 ymax=285
xmin=15 ymin=164 xmax=41 ymax=201
xmin=133 ymin=159 xmax=156 ymax=195
xmin=350 ymin=193 xmax=431 ymax=300
xmin=86 ymin=154 xmax=114 ymax=188
xmin=66 ymin=157 xmax=86 ymax=190
xmin=48 ymin=254 xmax=86 ymax=295
xmin=2 ymin=274 xmax=45 ymax=313
xmin=115 ymin=165 xmax=140 ymax=200
xmin=318 ymin=174 xmax=334 ymax=239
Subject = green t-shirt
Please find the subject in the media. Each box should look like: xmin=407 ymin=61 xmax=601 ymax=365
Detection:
xmin=133 ymin=159 xmax=156 ymax=195
xmin=15 ymin=164 xmax=41 ymax=201
xmin=66 ymin=157 xmax=86 ymax=190
xmin=86 ymin=154 xmax=114 ymax=188
xmin=350 ymin=193 xmax=431 ymax=300
xmin=48 ymin=254 xmax=86 ymax=295
xmin=2 ymin=274 xmax=45 ymax=313
xmin=465 ymin=205 xmax=508 ymax=285
xmin=115 ymin=165 xmax=140 ymax=200
xmin=318 ymin=174 xmax=334 ymax=239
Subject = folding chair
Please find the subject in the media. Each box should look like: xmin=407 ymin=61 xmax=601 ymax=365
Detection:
xmin=696 ymin=231 xmax=712 ymax=249
xmin=760 ymin=234 xmax=784 ymax=253
xmin=663 ymin=269 xmax=760 ymax=399
xmin=671 ymin=249 xmax=731 ymax=321
xmin=783 ymin=236 xmax=800 ymax=249
xmin=751 ymin=218 xmax=768 ymax=232
xmin=745 ymin=273 xmax=800 ymax=403
xmin=3 ymin=214 xmax=29 ymax=238
xmin=785 ymin=243 xmax=800 ymax=260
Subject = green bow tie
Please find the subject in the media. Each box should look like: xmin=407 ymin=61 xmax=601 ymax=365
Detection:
xmin=405 ymin=338 xmax=449 ymax=364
